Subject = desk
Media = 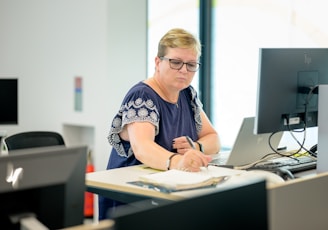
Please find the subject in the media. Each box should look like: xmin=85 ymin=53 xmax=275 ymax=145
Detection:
xmin=86 ymin=164 xmax=268 ymax=203
xmin=62 ymin=220 xmax=114 ymax=230
xmin=86 ymin=165 xmax=178 ymax=203
xmin=87 ymin=165 xmax=328 ymax=230
xmin=87 ymin=165 xmax=269 ymax=230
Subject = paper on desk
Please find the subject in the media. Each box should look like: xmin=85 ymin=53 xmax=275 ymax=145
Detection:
xmin=137 ymin=166 xmax=246 ymax=192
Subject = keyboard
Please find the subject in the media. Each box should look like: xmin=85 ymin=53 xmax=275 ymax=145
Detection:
xmin=251 ymin=155 xmax=317 ymax=173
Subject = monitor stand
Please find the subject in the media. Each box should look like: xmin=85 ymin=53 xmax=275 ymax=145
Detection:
xmin=317 ymin=85 xmax=328 ymax=173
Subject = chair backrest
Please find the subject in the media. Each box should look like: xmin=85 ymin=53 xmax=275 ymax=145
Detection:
xmin=4 ymin=131 xmax=65 ymax=151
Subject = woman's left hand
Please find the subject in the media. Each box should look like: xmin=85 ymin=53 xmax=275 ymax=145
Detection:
xmin=172 ymin=136 xmax=198 ymax=154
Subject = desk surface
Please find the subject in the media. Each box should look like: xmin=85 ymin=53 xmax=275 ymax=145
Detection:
xmin=86 ymin=165 xmax=181 ymax=202
xmin=86 ymin=164 xmax=287 ymax=203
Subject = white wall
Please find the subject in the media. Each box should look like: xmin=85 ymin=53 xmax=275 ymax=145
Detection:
xmin=0 ymin=0 xmax=147 ymax=171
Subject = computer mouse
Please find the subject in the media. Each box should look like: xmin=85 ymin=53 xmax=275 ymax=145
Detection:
xmin=246 ymin=170 xmax=285 ymax=185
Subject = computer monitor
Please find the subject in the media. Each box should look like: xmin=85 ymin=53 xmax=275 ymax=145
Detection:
xmin=0 ymin=78 xmax=18 ymax=125
xmin=0 ymin=145 xmax=87 ymax=229
xmin=0 ymin=78 xmax=18 ymax=150
xmin=254 ymin=48 xmax=328 ymax=134
xmin=111 ymin=179 xmax=267 ymax=230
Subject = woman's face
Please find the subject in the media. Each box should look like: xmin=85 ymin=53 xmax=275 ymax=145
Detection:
xmin=156 ymin=47 xmax=198 ymax=91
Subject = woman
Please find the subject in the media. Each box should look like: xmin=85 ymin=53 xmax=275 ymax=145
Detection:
xmin=99 ymin=28 xmax=221 ymax=219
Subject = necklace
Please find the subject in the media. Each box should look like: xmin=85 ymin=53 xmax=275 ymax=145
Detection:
xmin=153 ymin=78 xmax=179 ymax=108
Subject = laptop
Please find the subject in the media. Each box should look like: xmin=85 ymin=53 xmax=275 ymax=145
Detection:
xmin=213 ymin=117 xmax=283 ymax=166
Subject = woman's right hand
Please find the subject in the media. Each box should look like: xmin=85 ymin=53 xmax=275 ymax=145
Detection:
xmin=172 ymin=149 xmax=212 ymax=172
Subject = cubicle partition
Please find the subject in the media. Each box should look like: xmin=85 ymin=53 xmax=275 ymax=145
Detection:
xmin=268 ymin=172 xmax=328 ymax=230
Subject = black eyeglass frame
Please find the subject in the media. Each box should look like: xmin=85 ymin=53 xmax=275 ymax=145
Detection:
xmin=159 ymin=56 xmax=201 ymax=72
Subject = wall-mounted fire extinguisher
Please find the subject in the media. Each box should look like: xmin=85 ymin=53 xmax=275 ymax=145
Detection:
xmin=84 ymin=150 xmax=94 ymax=218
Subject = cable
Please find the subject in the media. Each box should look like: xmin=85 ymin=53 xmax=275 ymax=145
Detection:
xmin=231 ymin=87 xmax=319 ymax=170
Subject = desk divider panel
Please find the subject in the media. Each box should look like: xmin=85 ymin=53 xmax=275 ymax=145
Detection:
xmin=268 ymin=172 xmax=328 ymax=230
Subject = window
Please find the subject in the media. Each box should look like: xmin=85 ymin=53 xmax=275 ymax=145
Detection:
xmin=148 ymin=0 xmax=327 ymax=150
xmin=212 ymin=0 xmax=328 ymax=149
xmin=147 ymin=0 xmax=199 ymax=88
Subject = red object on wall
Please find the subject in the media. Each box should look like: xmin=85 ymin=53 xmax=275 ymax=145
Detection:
xmin=84 ymin=151 xmax=94 ymax=218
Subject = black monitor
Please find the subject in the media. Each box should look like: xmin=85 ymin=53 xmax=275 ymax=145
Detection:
xmin=0 ymin=78 xmax=18 ymax=125
xmin=0 ymin=145 xmax=87 ymax=229
xmin=111 ymin=179 xmax=267 ymax=230
xmin=254 ymin=48 xmax=328 ymax=134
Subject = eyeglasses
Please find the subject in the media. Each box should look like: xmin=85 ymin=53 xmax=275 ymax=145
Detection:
xmin=160 ymin=57 xmax=201 ymax=72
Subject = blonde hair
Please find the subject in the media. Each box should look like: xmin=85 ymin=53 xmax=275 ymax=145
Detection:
xmin=157 ymin=28 xmax=201 ymax=58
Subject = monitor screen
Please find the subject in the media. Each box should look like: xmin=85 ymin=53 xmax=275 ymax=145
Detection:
xmin=254 ymin=48 xmax=328 ymax=134
xmin=0 ymin=145 xmax=87 ymax=229
xmin=0 ymin=79 xmax=18 ymax=125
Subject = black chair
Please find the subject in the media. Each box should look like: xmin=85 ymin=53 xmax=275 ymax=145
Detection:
xmin=4 ymin=131 xmax=65 ymax=151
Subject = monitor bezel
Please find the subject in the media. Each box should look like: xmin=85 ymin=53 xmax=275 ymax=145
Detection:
xmin=0 ymin=145 xmax=87 ymax=229
xmin=254 ymin=48 xmax=328 ymax=134
xmin=0 ymin=78 xmax=18 ymax=125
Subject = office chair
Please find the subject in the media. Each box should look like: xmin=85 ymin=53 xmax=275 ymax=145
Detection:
xmin=4 ymin=131 xmax=65 ymax=151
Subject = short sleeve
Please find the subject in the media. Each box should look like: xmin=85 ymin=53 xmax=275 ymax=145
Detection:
xmin=108 ymin=83 xmax=160 ymax=157
xmin=189 ymin=85 xmax=203 ymax=133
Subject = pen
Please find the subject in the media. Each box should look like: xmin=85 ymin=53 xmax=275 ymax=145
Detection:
xmin=208 ymin=162 xmax=235 ymax=169
xmin=186 ymin=136 xmax=208 ymax=169
xmin=186 ymin=136 xmax=196 ymax=149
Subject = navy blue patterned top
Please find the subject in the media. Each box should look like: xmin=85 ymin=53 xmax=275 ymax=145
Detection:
xmin=106 ymin=81 xmax=203 ymax=169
